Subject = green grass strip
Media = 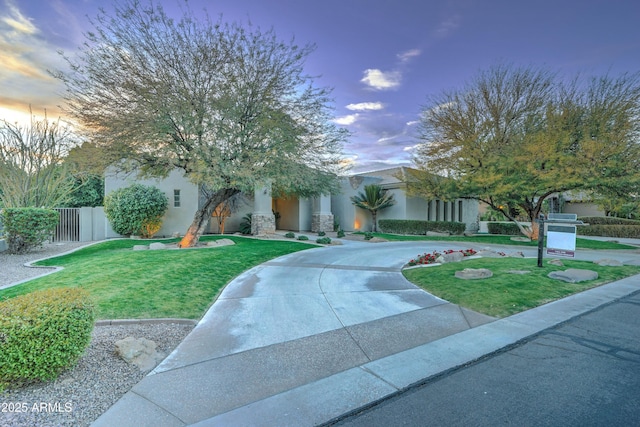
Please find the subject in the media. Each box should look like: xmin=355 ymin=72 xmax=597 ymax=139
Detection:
xmin=403 ymin=257 xmax=640 ymax=318
xmin=0 ymin=236 xmax=310 ymax=320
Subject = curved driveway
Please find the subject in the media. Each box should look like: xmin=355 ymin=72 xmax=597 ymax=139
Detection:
xmin=92 ymin=239 xmax=640 ymax=427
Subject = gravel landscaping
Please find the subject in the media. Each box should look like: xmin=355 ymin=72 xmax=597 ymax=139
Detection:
xmin=0 ymin=241 xmax=195 ymax=427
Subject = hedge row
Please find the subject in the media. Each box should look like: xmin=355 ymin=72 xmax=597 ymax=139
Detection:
xmin=378 ymin=219 xmax=466 ymax=235
xmin=0 ymin=288 xmax=95 ymax=390
xmin=577 ymin=225 xmax=640 ymax=238
xmin=486 ymin=222 xmax=523 ymax=236
xmin=578 ymin=216 xmax=640 ymax=226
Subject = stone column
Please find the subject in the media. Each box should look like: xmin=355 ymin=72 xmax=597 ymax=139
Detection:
xmin=251 ymin=182 xmax=275 ymax=235
xmin=311 ymin=194 xmax=334 ymax=233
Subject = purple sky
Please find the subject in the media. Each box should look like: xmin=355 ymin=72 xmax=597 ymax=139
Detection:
xmin=2 ymin=0 xmax=640 ymax=172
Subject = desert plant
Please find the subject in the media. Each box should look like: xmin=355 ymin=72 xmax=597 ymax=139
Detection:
xmin=239 ymin=214 xmax=253 ymax=235
xmin=284 ymin=232 xmax=295 ymax=238
xmin=350 ymin=184 xmax=396 ymax=232
xmin=318 ymin=231 xmax=326 ymax=236
xmin=297 ymin=235 xmax=309 ymax=241
xmin=316 ymin=237 xmax=331 ymax=244
xmin=104 ymin=184 xmax=168 ymax=237
xmin=0 ymin=208 xmax=58 ymax=254
xmin=337 ymin=229 xmax=345 ymax=238
xmin=0 ymin=288 xmax=95 ymax=390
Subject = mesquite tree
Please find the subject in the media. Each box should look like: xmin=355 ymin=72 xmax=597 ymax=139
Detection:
xmin=410 ymin=63 xmax=640 ymax=239
xmin=55 ymin=0 xmax=347 ymax=247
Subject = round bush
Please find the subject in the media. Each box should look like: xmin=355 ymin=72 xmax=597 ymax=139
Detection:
xmin=0 ymin=208 xmax=59 ymax=254
xmin=0 ymin=288 xmax=95 ymax=390
xmin=104 ymin=184 xmax=168 ymax=237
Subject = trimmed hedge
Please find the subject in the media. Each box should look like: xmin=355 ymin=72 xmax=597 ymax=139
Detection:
xmin=576 ymin=216 xmax=640 ymax=238
xmin=578 ymin=216 xmax=640 ymax=226
xmin=104 ymin=184 xmax=168 ymax=237
xmin=0 ymin=208 xmax=58 ymax=254
xmin=487 ymin=222 xmax=523 ymax=236
xmin=0 ymin=288 xmax=95 ymax=390
xmin=378 ymin=219 xmax=466 ymax=235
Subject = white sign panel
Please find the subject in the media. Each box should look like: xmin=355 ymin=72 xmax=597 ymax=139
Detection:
xmin=546 ymin=224 xmax=577 ymax=257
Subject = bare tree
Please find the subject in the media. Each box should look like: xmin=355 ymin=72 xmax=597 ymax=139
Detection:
xmin=54 ymin=0 xmax=347 ymax=247
xmin=0 ymin=109 xmax=77 ymax=208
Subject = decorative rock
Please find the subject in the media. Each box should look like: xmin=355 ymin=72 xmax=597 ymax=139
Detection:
xmin=593 ymin=258 xmax=623 ymax=267
xmin=508 ymin=251 xmax=525 ymax=258
xmin=436 ymin=251 xmax=465 ymax=264
xmin=115 ymin=337 xmax=165 ymax=371
xmin=171 ymin=232 xmax=181 ymax=238
xmin=427 ymin=231 xmax=450 ymax=237
xmin=510 ymin=236 xmax=532 ymax=242
xmin=207 ymin=238 xmax=236 ymax=247
xmin=548 ymin=268 xmax=598 ymax=283
xmin=368 ymin=237 xmax=388 ymax=243
xmin=149 ymin=242 xmax=166 ymax=250
xmin=133 ymin=245 xmax=148 ymax=251
xmin=548 ymin=259 xmax=564 ymax=266
xmin=476 ymin=250 xmax=503 ymax=258
xmin=455 ymin=268 xmax=493 ymax=280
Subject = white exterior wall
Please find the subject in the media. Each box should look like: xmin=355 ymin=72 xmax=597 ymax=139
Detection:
xmin=104 ymin=168 xmax=199 ymax=237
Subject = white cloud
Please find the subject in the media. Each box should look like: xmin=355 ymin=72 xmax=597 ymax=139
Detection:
xmin=2 ymin=0 xmax=37 ymax=35
xmin=406 ymin=120 xmax=419 ymax=126
xmin=361 ymin=69 xmax=401 ymax=90
xmin=346 ymin=102 xmax=384 ymax=111
xmin=397 ymin=49 xmax=421 ymax=63
xmin=434 ymin=15 xmax=461 ymax=38
xmin=334 ymin=114 xmax=359 ymax=125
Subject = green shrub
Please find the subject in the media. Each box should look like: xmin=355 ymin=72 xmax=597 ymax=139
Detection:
xmin=578 ymin=216 xmax=640 ymax=226
xmin=364 ymin=232 xmax=374 ymax=240
xmin=0 ymin=288 xmax=95 ymax=390
xmin=316 ymin=237 xmax=331 ymax=244
xmin=104 ymin=184 xmax=168 ymax=237
xmin=337 ymin=229 xmax=345 ymax=238
xmin=487 ymin=222 xmax=522 ymax=235
xmin=0 ymin=208 xmax=58 ymax=254
xmin=578 ymin=224 xmax=640 ymax=238
xmin=318 ymin=231 xmax=326 ymax=237
xmin=284 ymin=231 xmax=295 ymax=238
xmin=378 ymin=219 xmax=466 ymax=235
xmin=297 ymin=235 xmax=309 ymax=241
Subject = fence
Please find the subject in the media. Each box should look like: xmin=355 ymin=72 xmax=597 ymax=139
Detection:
xmin=54 ymin=208 xmax=81 ymax=242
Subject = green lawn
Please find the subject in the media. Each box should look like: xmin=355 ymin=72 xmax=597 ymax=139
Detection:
xmin=0 ymin=236 xmax=310 ymax=320
xmin=403 ymin=257 xmax=640 ymax=318
xmin=364 ymin=232 xmax=636 ymax=250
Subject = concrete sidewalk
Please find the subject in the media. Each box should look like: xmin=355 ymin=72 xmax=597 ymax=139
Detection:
xmin=92 ymin=239 xmax=640 ymax=427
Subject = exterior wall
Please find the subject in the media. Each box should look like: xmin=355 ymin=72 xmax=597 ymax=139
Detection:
xmin=207 ymin=195 xmax=253 ymax=234
xmin=563 ymin=201 xmax=603 ymax=217
xmin=105 ymin=168 xmax=199 ymax=237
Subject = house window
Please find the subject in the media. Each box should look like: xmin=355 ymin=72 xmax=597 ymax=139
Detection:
xmin=174 ymin=190 xmax=181 ymax=208
xmin=443 ymin=202 xmax=448 ymax=222
xmin=435 ymin=200 xmax=440 ymax=221
xmin=458 ymin=200 xmax=463 ymax=222
xmin=427 ymin=201 xmax=432 ymax=221
xmin=451 ymin=202 xmax=456 ymax=222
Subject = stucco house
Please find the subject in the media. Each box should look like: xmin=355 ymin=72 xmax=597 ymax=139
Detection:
xmin=104 ymin=166 xmax=479 ymax=238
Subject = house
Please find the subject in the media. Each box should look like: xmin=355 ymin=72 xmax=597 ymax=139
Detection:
xmin=104 ymin=166 xmax=479 ymax=237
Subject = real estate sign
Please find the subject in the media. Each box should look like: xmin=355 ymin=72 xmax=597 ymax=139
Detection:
xmin=546 ymin=213 xmax=578 ymax=257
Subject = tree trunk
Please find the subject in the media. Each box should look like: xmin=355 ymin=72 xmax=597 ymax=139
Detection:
xmin=178 ymin=188 xmax=239 ymax=248
xmin=371 ymin=211 xmax=378 ymax=232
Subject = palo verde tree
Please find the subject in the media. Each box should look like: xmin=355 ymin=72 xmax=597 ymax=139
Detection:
xmin=55 ymin=0 xmax=347 ymax=247
xmin=408 ymin=63 xmax=640 ymax=239
xmin=350 ymin=184 xmax=396 ymax=232
xmin=0 ymin=110 xmax=78 ymax=208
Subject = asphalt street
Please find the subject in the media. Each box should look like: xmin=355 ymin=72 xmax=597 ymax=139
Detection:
xmin=330 ymin=290 xmax=640 ymax=427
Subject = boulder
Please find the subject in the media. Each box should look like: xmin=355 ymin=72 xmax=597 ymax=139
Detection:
xmin=207 ymin=238 xmax=236 ymax=247
xmin=427 ymin=231 xmax=450 ymax=237
xmin=476 ymin=249 xmax=503 ymax=258
xmin=508 ymin=270 xmax=531 ymax=275
xmin=510 ymin=236 xmax=532 ymax=242
xmin=508 ymin=251 xmax=525 ymax=258
xmin=548 ymin=259 xmax=564 ymax=267
xmin=149 ymin=242 xmax=166 ymax=250
xmin=436 ymin=251 xmax=465 ymax=263
xmin=115 ymin=337 xmax=165 ymax=371
xmin=133 ymin=245 xmax=148 ymax=251
xmin=593 ymin=258 xmax=623 ymax=267
xmin=548 ymin=268 xmax=598 ymax=283
xmin=455 ymin=268 xmax=493 ymax=280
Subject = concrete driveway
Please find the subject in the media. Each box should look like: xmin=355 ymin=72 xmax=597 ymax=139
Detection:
xmin=92 ymin=238 xmax=640 ymax=426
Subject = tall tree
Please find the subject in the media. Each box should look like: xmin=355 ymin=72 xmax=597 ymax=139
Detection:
xmin=55 ymin=0 xmax=347 ymax=247
xmin=350 ymin=184 xmax=395 ymax=232
xmin=409 ymin=64 xmax=640 ymax=239
xmin=0 ymin=109 xmax=77 ymax=208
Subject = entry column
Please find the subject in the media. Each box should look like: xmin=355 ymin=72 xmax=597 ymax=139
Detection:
xmin=312 ymin=194 xmax=334 ymax=233
xmin=252 ymin=182 xmax=275 ymax=235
